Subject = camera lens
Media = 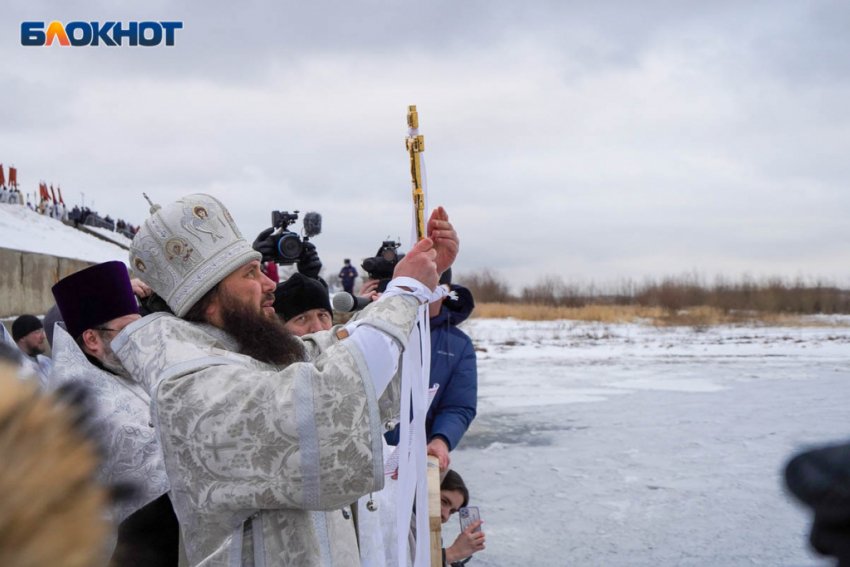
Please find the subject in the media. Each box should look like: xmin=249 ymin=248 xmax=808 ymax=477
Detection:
xmin=277 ymin=233 xmax=303 ymax=261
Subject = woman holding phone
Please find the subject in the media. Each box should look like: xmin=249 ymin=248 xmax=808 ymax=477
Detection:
xmin=440 ymin=470 xmax=486 ymax=565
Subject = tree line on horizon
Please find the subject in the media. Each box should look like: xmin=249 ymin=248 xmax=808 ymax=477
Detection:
xmin=456 ymin=270 xmax=850 ymax=315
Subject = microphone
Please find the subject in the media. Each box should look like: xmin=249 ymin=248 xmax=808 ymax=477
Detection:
xmin=303 ymin=211 xmax=322 ymax=239
xmin=332 ymin=292 xmax=373 ymax=313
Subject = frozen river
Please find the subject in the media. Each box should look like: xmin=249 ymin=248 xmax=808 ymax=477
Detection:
xmin=443 ymin=319 xmax=850 ymax=567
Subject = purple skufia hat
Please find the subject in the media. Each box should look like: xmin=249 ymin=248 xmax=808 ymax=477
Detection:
xmin=52 ymin=261 xmax=139 ymax=339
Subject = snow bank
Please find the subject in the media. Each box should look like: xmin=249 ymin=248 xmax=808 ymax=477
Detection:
xmin=0 ymin=204 xmax=128 ymax=264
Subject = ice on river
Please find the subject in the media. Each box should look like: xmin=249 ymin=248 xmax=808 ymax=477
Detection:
xmin=443 ymin=318 xmax=850 ymax=567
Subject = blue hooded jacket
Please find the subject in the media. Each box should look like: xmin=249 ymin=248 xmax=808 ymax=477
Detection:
xmin=386 ymin=284 xmax=478 ymax=450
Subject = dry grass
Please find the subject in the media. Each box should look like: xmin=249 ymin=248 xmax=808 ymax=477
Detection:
xmin=473 ymin=303 xmax=666 ymax=323
xmin=472 ymin=302 xmax=849 ymax=327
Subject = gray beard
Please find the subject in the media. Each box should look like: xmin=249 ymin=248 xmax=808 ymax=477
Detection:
xmin=101 ymin=339 xmax=132 ymax=380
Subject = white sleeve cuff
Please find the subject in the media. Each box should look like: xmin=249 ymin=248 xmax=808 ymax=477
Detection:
xmin=378 ymin=277 xmax=450 ymax=305
xmin=345 ymin=276 xmax=450 ymax=397
xmin=344 ymin=324 xmax=399 ymax=397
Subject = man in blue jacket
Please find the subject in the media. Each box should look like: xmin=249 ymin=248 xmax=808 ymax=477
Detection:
xmin=386 ymin=270 xmax=478 ymax=470
xmin=339 ymin=259 xmax=359 ymax=294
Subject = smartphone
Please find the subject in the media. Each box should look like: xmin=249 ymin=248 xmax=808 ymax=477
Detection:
xmin=458 ymin=506 xmax=481 ymax=533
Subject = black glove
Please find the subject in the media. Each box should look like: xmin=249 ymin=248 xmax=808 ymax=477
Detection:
xmin=252 ymin=227 xmax=278 ymax=263
xmin=138 ymin=292 xmax=174 ymax=317
xmin=297 ymin=241 xmax=322 ymax=279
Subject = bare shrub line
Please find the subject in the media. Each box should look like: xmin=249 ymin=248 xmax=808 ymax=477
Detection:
xmin=456 ymin=270 xmax=850 ymax=324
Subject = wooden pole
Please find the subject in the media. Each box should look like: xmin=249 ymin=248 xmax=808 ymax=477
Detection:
xmin=407 ymin=106 xmax=442 ymax=566
xmin=427 ymin=455 xmax=442 ymax=567
xmin=407 ymin=106 xmax=441 ymax=565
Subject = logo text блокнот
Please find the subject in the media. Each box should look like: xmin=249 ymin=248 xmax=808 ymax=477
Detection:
xmin=21 ymin=21 xmax=183 ymax=47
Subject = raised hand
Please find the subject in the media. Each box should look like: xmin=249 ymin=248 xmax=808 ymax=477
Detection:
xmin=252 ymin=227 xmax=277 ymax=262
xmin=297 ymin=241 xmax=322 ymax=279
xmin=393 ymin=238 xmax=439 ymax=290
xmin=427 ymin=206 xmax=459 ymax=276
xmin=446 ymin=521 xmax=485 ymax=562
xmin=130 ymin=278 xmax=152 ymax=298
xmin=359 ymin=279 xmax=381 ymax=301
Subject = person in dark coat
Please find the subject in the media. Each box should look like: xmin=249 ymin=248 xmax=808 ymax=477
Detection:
xmin=339 ymin=259 xmax=359 ymax=294
xmin=386 ymin=270 xmax=478 ymax=471
xmin=51 ymin=262 xmax=179 ymax=567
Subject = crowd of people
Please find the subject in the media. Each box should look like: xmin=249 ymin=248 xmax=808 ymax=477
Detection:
xmin=3 ymin=192 xmax=847 ymax=567
xmin=67 ymin=206 xmax=139 ymax=238
xmin=0 ymin=193 xmax=485 ymax=567
xmin=0 ymin=185 xmax=25 ymax=205
xmin=0 ymin=166 xmax=69 ymax=220
xmin=0 ymin=162 xmax=138 ymax=240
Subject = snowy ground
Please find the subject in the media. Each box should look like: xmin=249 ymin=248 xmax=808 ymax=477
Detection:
xmin=0 ymin=204 xmax=127 ymax=264
xmin=443 ymin=318 xmax=850 ymax=567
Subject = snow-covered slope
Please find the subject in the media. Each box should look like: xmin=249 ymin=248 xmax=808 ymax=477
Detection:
xmin=0 ymin=204 xmax=128 ymax=264
xmin=86 ymin=224 xmax=133 ymax=248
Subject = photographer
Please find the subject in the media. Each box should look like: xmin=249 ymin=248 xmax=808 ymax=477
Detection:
xmin=252 ymin=211 xmax=333 ymax=336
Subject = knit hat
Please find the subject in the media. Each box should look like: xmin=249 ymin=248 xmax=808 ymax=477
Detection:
xmin=273 ymin=274 xmax=332 ymax=322
xmin=129 ymin=194 xmax=261 ymax=318
xmin=11 ymin=315 xmax=42 ymax=342
xmin=52 ymin=261 xmax=139 ymax=339
xmin=439 ymin=267 xmax=452 ymax=286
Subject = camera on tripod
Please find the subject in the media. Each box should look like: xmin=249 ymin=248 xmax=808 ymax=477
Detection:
xmin=270 ymin=210 xmax=322 ymax=264
xmin=362 ymin=240 xmax=405 ymax=280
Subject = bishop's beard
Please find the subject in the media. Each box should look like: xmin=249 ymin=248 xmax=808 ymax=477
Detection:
xmin=218 ymin=289 xmax=306 ymax=367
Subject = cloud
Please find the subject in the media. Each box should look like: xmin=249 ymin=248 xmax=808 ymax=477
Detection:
xmin=1 ymin=0 xmax=849 ymax=288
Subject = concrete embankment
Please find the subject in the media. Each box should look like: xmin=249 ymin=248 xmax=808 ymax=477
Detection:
xmin=0 ymin=248 xmax=95 ymax=318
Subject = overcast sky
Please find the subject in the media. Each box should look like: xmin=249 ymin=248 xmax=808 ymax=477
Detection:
xmin=2 ymin=1 xmax=849 ymax=290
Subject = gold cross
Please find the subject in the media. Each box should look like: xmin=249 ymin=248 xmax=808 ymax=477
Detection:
xmin=406 ymin=105 xmax=427 ymax=242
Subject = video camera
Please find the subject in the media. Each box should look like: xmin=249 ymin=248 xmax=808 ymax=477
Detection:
xmin=269 ymin=210 xmax=322 ymax=264
xmin=362 ymin=240 xmax=405 ymax=291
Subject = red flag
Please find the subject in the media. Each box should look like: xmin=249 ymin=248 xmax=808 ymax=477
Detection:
xmin=50 ymin=185 xmax=57 ymax=204
xmin=40 ymin=183 xmax=49 ymax=201
xmin=57 ymin=186 xmax=64 ymax=204
xmin=8 ymin=167 xmax=17 ymax=188
xmin=0 ymin=164 xmax=5 ymax=187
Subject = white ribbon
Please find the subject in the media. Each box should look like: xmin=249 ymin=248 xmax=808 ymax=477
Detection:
xmin=395 ymin=122 xmax=433 ymax=567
